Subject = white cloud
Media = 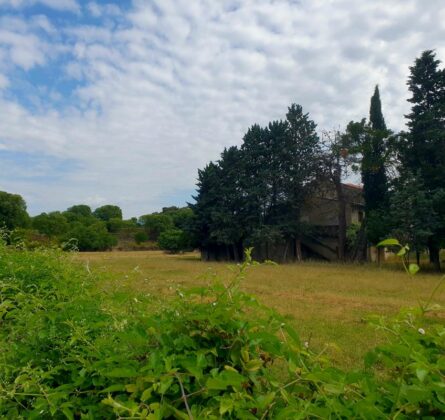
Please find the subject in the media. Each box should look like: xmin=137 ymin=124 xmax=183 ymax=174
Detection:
xmin=0 ymin=14 xmax=66 ymax=71
xmin=86 ymin=1 xmax=121 ymax=18
xmin=30 ymin=14 xmax=56 ymax=34
xmin=0 ymin=0 xmax=79 ymax=12
xmin=0 ymin=30 xmax=47 ymax=70
xmin=0 ymin=0 xmax=444 ymax=216
xmin=0 ymin=73 xmax=9 ymax=89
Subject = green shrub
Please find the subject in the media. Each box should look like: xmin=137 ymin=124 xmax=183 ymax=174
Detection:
xmin=134 ymin=231 xmax=149 ymax=244
xmin=106 ymin=217 xmax=127 ymax=233
xmin=62 ymin=222 xmax=117 ymax=251
xmin=346 ymin=222 xmax=361 ymax=252
xmin=32 ymin=211 xmax=69 ymax=237
xmin=158 ymin=228 xmax=189 ymax=253
xmin=138 ymin=214 xmax=174 ymax=241
xmin=1 ymin=240 xmax=444 ymax=418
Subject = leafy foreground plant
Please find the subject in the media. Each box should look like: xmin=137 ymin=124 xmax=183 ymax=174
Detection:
xmin=0 ymin=241 xmax=444 ymax=419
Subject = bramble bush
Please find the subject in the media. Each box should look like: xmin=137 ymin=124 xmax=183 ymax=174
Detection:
xmin=0 ymin=236 xmax=444 ymax=418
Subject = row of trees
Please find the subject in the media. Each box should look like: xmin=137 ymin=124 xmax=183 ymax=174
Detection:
xmin=191 ymin=104 xmax=321 ymax=261
xmin=138 ymin=206 xmax=194 ymax=252
xmin=0 ymin=192 xmax=194 ymax=252
xmin=191 ymin=50 xmax=445 ymax=269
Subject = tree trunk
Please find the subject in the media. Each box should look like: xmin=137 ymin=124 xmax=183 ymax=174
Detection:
xmin=295 ymin=238 xmax=302 ymax=262
xmin=225 ymin=245 xmax=230 ymax=261
xmin=352 ymin=220 xmax=367 ymax=262
xmin=334 ymin=180 xmax=347 ymax=261
xmin=282 ymin=241 xmax=289 ymax=262
xmin=233 ymin=243 xmax=240 ymax=262
xmin=416 ymin=250 xmax=420 ymax=266
xmin=377 ymin=246 xmax=386 ymax=265
xmin=428 ymin=239 xmax=441 ymax=271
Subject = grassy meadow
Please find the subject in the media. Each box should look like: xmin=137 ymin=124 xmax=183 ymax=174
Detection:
xmin=76 ymin=250 xmax=445 ymax=369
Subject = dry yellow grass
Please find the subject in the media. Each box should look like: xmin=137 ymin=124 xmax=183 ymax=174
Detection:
xmin=75 ymin=250 xmax=445 ymax=369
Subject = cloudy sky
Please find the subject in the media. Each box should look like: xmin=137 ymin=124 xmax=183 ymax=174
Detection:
xmin=0 ymin=0 xmax=444 ymax=217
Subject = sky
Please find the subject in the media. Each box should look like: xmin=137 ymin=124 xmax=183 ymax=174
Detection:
xmin=0 ymin=0 xmax=444 ymax=218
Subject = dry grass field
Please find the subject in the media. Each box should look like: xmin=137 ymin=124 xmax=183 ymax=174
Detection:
xmin=76 ymin=251 xmax=445 ymax=369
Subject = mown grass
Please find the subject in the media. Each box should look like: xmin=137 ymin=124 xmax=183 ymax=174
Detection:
xmin=75 ymin=251 xmax=445 ymax=369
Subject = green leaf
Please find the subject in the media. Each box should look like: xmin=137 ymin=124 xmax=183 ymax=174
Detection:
xmin=159 ymin=377 xmax=173 ymax=394
xmin=105 ymin=368 xmax=138 ymax=378
xmin=401 ymin=384 xmax=431 ymax=403
xmin=324 ymin=383 xmax=344 ymax=395
xmin=141 ymin=387 xmax=153 ymax=402
xmin=396 ymin=247 xmax=406 ymax=256
xmin=244 ymin=359 xmax=263 ymax=372
xmin=377 ymin=238 xmax=400 ymax=248
xmin=408 ymin=263 xmax=420 ymax=275
xmin=125 ymin=383 xmax=137 ymax=393
xmin=101 ymin=384 xmax=127 ymax=393
xmin=364 ymin=351 xmax=378 ymax=368
xmin=206 ymin=371 xmax=245 ymax=390
xmin=283 ymin=324 xmax=300 ymax=345
xmin=256 ymin=392 xmax=276 ymax=410
xmin=219 ymin=397 xmax=234 ymax=415
xmin=61 ymin=407 xmax=74 ymax=420
xmin=416 ymin=368 xmax=428 ymax=382
xmin=164 ymin=403 xmax=190 ymax=420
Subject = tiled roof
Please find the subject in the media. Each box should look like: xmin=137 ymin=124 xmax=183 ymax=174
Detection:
xmin=342 ymin=183 xmax=363 ymax=191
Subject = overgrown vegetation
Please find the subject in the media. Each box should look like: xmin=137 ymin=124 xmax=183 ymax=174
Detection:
xmin=1 ymin=236 xmax=444 ymax=418
xmin=0 ymin=199 xmax=194 ymax=252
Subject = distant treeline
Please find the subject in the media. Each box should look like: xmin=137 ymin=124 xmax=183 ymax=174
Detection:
xmin=0 ymin=195 xmax=194 ymax=253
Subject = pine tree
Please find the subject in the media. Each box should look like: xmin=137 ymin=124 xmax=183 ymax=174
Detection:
xmin=192 ymin=103 xmax=321 ymax=262
xmin=189 ymin=162 xmax=221 ymax=255
xmin=240 ymin=124 xmax=271 ymax=228
xmin=283 ymin=104 xmax=321 ymax=259
xmin=211 ymin=146 xmax=245 ymax=260
xmin=400 ymin=50 xmax=445 ymax=270
xmin=402 ymin=51 xmax=445 ymax=189
xmin=389 ymin=172 xmax=437 ymax=264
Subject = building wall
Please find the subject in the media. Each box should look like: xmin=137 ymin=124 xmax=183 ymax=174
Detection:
xmin=301 ymin=184 xmax=364 ymax=227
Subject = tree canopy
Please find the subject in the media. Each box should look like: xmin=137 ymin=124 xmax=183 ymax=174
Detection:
xmin=0 ymin=191 xmax=29 ymax=230
xmin=397 ymin=50 xmax=445 ymax=269
xmin=93 ymin=205 xmax=123 ymax=222
xmin=190 ymin=103 xmax=321 ymax=260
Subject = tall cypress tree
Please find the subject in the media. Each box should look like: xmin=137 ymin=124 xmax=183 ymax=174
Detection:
xmin=369 ymin=86 xmax=386 ymax=130
xmin=362 ymin=85 xmax=389 ymax=215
